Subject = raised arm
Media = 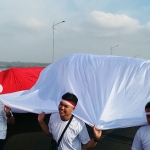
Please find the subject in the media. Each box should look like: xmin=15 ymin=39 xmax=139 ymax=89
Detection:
xmin=38 ymin=112 xmax=51 ymax=135
xmin=4 ymin=105 xmax=15 ymax=124
xmin=84 ymin=125 xmax=102 ymax=149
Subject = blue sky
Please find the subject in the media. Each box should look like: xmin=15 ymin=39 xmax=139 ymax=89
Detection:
xmin=0 ymin=0 xmax=150 ymax=62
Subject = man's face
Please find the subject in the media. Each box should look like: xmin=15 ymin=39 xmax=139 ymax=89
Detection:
xmin=146 ymin=115 xmax=150 ymax=124
xmin=58 ymin=101 xmax=75 ymax=118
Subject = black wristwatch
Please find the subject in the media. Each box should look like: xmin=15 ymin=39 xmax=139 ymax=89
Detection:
xmin=93 ymin=137 xmax=100 ymax=142
xmin=6 ymin=111 xmax=13 ymax=117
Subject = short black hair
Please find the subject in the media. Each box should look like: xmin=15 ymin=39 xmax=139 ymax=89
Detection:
xmin=62 ymin=92 xmax=78 ymax=106
xmin=145 ymin=101 xmax=150 ymax=110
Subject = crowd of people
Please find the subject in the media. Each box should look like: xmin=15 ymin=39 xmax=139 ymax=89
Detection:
xmin=0 ymin=92 xmax=150 ymax=150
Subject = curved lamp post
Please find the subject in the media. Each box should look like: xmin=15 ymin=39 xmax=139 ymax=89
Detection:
xmin=52 ymin=21 xmax=65 ymax=63
xmin=111 ymin=45 xmax=119 ymax=55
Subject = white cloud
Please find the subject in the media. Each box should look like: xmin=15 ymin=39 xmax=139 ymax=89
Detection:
xmin=90 ymin=11 xmax=140 ymax=32
xmin=146 ymin=22 xmax=150 ymax=28
xmin=19 ymin=18 xmax=47 ymax=31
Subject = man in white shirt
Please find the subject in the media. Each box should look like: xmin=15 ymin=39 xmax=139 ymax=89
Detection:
xmin=38 ymin=92 xmax=102 ymax=150
xmin=0 ymin=102 xmax=15 ymax=150
xmin=131 ymin=101 xmax=150 ymax=150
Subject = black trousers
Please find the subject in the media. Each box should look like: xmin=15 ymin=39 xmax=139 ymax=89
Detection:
xmin=0 ymin=139 xmax=5 ymax=150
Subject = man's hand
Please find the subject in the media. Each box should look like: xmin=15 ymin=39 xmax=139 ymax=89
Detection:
xmin=84 ymin=125 xmax=102 ymax=149
xmin=4 ymin=105 xmax=11 ymax=114
xmin=4 ymin=105 xmax=15 ymax=124
xmin=93 ymin=125 xmax=102 ymax=139
xmin=38 ymin=112 xmax=45 ymax=124
xmin=38 ymin=112 xmax=51 ymax=135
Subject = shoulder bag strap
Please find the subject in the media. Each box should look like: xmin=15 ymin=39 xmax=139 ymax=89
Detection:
xmin=57 ymin=115 xmax=74 ymax=146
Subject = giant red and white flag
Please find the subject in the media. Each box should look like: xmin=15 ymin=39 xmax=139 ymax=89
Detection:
xmin=0 ymin=54 xmax=149 ymax=129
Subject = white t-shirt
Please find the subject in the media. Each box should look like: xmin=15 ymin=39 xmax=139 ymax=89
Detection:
xmin=48 ymin=113 xmax=90 ymax=150
xmin=132 ymin=125 xmax=150 ymax=150
xmin=0 ymin=101 xmax=7 ymax=139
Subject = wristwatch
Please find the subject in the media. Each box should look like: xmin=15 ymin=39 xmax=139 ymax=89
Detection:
xmin=6 ymin=111 xmax=13 ymax=117
xmin=93 ymin=137 xmax=100 ymax=142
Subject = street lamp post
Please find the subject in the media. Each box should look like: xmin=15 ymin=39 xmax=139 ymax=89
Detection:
xmin=52 ymin=21 xmax=65 ymax=63
xmin=111 ymin=45 xmax=119 ymax=55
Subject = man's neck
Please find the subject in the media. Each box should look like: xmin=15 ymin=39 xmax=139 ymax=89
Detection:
xmin=60 ymin=114 xmax=72 ymax=121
